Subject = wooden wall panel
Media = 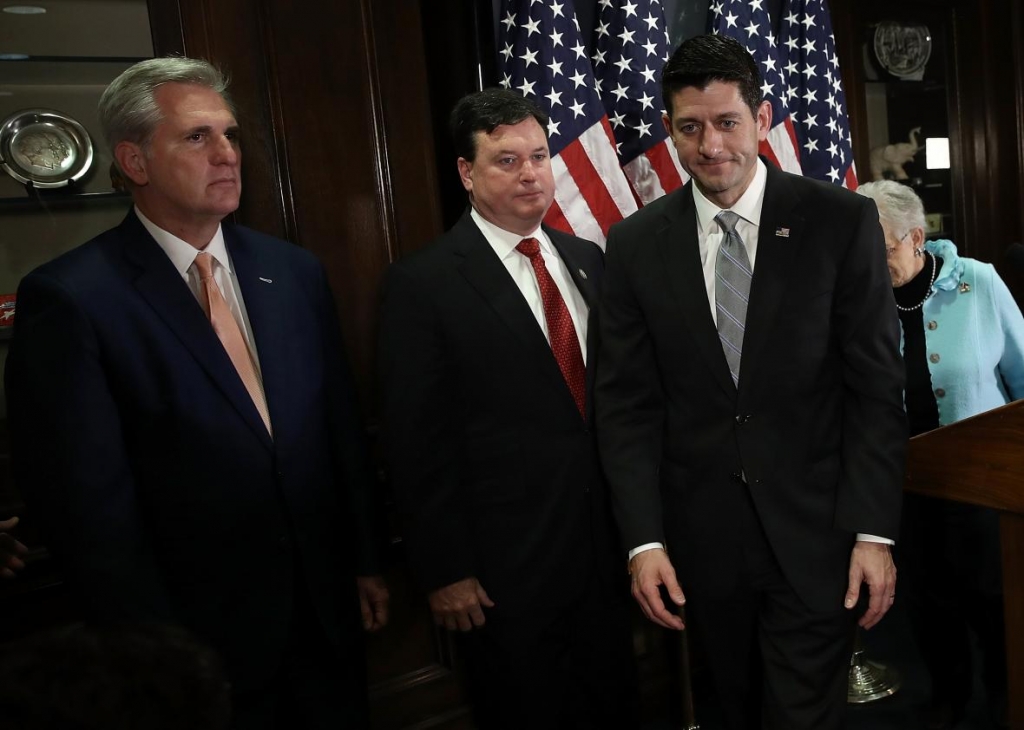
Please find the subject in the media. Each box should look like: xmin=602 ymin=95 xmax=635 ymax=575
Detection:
xmin=150 ymin=0 xmax=459 ymax=726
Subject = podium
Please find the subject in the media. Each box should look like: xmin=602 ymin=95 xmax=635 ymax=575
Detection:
xmin=905 ymin=399 xmax=1024 ymax=729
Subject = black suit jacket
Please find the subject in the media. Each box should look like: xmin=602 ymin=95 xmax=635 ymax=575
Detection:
xmin=596 ymin=165 xmax=906 ymax=612
xmin=5 ymin=211 xmax=379 ymax=692
xmin=378 ymin=212 xmax=619 ymax=617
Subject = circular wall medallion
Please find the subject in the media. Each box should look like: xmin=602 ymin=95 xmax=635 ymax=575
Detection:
xmin=0 ymin=109 xmax=95 ymax=188
xmin=873 ymin=22 xmax=932 ymax=78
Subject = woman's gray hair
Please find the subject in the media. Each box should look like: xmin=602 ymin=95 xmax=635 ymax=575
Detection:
xmin=855 ymin=180 xmax=927 ymax=237
xmin=97 ymin=57 xmax=233 ymax=158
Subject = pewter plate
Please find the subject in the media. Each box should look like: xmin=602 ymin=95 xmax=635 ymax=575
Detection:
xmin=873 ymin=22 xmax=932 ymax=79
xmin=0 ymin=109 xmax=95 ymax=188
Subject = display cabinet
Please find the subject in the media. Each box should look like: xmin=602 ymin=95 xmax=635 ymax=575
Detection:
xmin=0 ymin=0 xmax=154 ymax=631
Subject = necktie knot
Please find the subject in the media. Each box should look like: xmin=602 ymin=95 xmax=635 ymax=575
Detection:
xmin=193 ymin=251 xmax=215 ymax=281
xmin=516 ymin=237 xmax=541 ymax=259
xmin=716 ymin=210 xmax=741 ymax=236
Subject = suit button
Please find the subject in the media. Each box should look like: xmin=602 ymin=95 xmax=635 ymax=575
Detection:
xmin=278 ymin=535 xmax=289 ymax=551
xmin=929 ymin=353 xmax=940 ymax=363
xmin=731 ymin=472 xmax=742 ymax=481
xmin=927 ymin=320 xmax=938 ymax=330
xmin=935 ymin=388 xmax=946 ymax=398
xmin=735 ymin=414 xmax=751 ymax=424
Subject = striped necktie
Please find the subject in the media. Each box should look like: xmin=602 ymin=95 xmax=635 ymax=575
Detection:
xmin=714 ymin=210 xmax=752 ymax=386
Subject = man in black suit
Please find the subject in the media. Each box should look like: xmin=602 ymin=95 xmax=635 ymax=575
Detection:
xmin=596 ymin=35 xmax=906 ymax=729
xmin=378 ymin=88 xmax=635 ymax=729
xmin=5 ymin=57 xmax=388 ymax=729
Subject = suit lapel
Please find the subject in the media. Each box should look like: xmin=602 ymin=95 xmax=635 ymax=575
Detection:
xmin=655 ymin=186 xmax=737 ymax=397
xmin=120 ymin=212 xmax=273 ymax=450
xmin=224 ymin=228 xmax=287 ymax=449
xmin=454 ymin=213 xmax=581 ymax=415
xmin=741 ymin=166 xmax=803 ymax=390
xmin=547 ymin=226 xmax=601 ymax=420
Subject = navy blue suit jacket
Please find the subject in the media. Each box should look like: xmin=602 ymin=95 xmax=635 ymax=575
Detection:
xmin=5 ymin=210 xmax=378 ymax=691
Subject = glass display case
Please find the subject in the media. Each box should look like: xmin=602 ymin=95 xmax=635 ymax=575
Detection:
xmin=0 ymin=1 xmax=152 ymax=347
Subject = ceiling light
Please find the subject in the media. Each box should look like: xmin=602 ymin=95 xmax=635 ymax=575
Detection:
xmin=0 ymin=53 xmax=29 ymax=60
xmin=2 ymin=6 xmax=47 ymax=14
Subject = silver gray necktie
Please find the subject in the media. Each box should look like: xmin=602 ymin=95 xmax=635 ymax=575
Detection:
xmin=714 ymin=210 xmax=752 ymax=386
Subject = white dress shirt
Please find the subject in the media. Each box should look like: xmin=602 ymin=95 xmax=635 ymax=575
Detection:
xmin=471 ymin=208 xmax=589 ymax=363
xmin=629 ymin=162 xmax=889 ymax=561
xmin=136 ymin=207 xmax=264 ymax=377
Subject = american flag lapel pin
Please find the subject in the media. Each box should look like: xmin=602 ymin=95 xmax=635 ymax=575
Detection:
xmin=775 ymin=227 xmax=790 ymax=238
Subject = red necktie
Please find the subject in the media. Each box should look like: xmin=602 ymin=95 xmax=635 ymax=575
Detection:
xmin=516 ymin=238 xmax=586 ymax=419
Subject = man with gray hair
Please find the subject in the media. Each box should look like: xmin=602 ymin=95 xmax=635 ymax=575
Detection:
xmin=5 ymin=56 xmax=389 ymax=729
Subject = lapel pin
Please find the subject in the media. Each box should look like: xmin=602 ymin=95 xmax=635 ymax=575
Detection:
xmin=775 ymin=227 xmax=790 ymax=238
xmin=578 ymin=269 xmax=588 ymax=280
xmin=959 ymin=282 xmax=971 ymax=293
xmin=258 ymin=277 xmax=273 ymax=284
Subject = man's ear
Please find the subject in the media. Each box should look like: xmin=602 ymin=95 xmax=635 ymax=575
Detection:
xmin=756 ymin=100 xmax=772 ymax=141
xmin=114 ymin=142 xmax=148 ymax=186
xmin=456 ymin=157 xmax=473 ymax=194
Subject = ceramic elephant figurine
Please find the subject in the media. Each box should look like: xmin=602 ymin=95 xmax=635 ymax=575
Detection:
xmin=869 ymin=127 xmax=922 ymax=181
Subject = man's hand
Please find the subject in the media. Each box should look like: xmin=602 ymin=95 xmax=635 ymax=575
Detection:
xmin=356 ymin=575 xmax=390 ymax=632
xmin=629 ymin=548 xmax=686 ymax=630
xmin=0 ymin=517 xmax=27 ymax=578
xmin=844 ymin=541 xmax=896 ymax=629
xmin=428 ymin=577 xmax=494 ymax=632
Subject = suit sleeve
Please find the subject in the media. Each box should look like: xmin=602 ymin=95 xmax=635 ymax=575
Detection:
xmin=5 ymin=272 xmax=172 ymax=620
xmin=833 ymin=199 xmax=907 ymax=540
xmin=317 ymin=266 xmax=382 ymax=576
xmin=377 ymin=263 xmax=476 ymax=593
xmin=595 ymin=226 xmax=667 ymax=552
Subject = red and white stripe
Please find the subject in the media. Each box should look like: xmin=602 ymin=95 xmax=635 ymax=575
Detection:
xmin=544 ymin=118 xmax=638 ymax=248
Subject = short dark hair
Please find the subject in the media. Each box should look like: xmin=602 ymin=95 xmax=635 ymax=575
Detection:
xmin=0 ymin=622 xmax=231 ymax=730
xmin=449 ymin=88 xmax=549 ymax=162
xmin=661 ymin=34 xmax=763 ymax=118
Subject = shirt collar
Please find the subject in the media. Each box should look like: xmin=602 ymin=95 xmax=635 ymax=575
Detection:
xmin=692 ymin=157 xmax=768 ymax=234
xmin=470 ymin=207 xmax=552 ymax=260
xmin=135 ymin=206 xmax=231 ymax=277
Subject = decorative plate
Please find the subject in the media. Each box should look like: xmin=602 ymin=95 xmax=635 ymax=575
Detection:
xmin=0 ymin=109 xmax=95 ymax=188
xmin=873 ymin=22 xmax=932 ymax=78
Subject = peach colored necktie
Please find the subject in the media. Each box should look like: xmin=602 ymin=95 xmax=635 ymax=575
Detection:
xmin=193 ymin=251 xmax=272 ymax=435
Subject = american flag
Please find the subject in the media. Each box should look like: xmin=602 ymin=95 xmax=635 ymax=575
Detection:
xmin=498 ymin=0 xmax=638 ymax=246
xmin=709 ymin=0 xmax=803 ymax=175
xmin=592 ymin=0 xmax=688 ymax=204
xmin=779 ymin=0 xmax=858 ymax=187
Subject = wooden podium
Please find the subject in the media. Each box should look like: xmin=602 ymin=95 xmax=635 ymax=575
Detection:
xmin=905 ymin=399 xmax=1024 ymax=729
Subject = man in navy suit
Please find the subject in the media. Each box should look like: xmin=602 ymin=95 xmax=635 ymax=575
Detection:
xmin=378 ymin=88 xmax=636 ymax=729
xmin=5 ymin=57 xmax=388 ymax=729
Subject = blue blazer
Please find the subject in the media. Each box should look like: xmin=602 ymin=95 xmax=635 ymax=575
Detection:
xmin=5 ymin=210 xmax=378 ymax=692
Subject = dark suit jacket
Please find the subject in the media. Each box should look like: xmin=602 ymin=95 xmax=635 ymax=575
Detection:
xmin=596 ymin=164 xmax=907 ymax=612
xmin=5 ymin=210 xmax=378 ymax=692
xmin=378 ymin=212 xmax=619 ymax=617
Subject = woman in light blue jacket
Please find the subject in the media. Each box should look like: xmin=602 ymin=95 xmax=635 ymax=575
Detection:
xmin=858 ymin=180 xmax=1023 ymax=730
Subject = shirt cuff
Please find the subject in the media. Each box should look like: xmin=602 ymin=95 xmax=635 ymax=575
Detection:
xmin=857 ymin=533 xmax=894 ymax=546
xmin=628 ymin=542 xmax=665 ymax=561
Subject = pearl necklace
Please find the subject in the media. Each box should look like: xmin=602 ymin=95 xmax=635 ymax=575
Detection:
xmin=895 ymin=252 xmax=937 ymax=312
